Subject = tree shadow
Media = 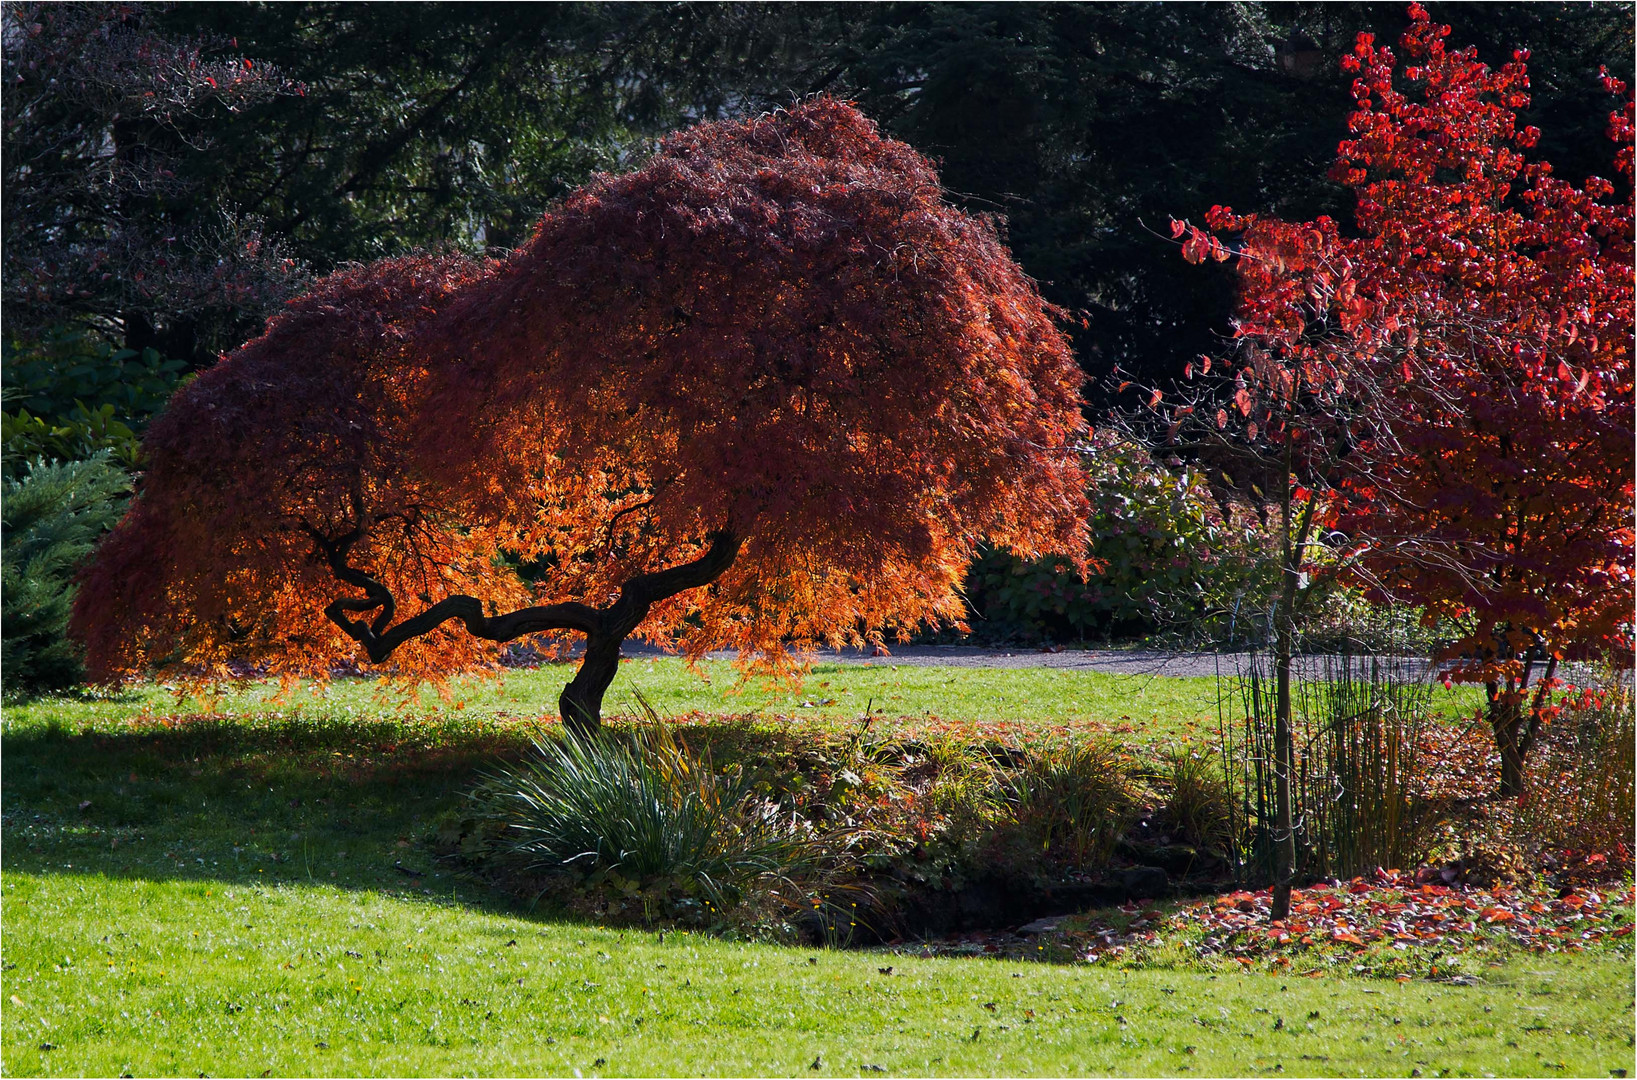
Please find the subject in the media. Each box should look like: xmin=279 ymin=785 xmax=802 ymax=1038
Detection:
xmin=1 ymin=712 xmax=558 ymax=915
xmin=1 ymin=710 xmax=840 ymax=928
xmin=3 ymin=710 xmax=1213 ymax=965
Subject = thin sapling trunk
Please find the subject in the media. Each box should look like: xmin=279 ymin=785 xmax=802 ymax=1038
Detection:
xmin=1270 ymin=464 xmax=1319 ymax=922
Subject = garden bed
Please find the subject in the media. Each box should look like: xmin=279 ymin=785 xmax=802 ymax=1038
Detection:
xmin=440 ymin=695 xmax=1633 ymax=965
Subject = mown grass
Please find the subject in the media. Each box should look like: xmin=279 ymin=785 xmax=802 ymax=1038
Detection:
xmin=2 ymin=657 xmax=1229 ymax=732
xmin=6 ymin=872 xmax=1632 ymax=1078
xmin=1 ymin=654 xmax=1486 ymax=739
xmin=3 ymin=662 xmax=1598 ymax=1077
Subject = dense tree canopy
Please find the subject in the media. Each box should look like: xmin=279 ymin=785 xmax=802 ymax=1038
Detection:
xmin=72 ymin=101 xmax=1090 ymax=731
xmin=168 ymin=3 xmax=667 ymax=260
xmin=14 ymin=1 xmax=1626 ymax=388
xmin=1175 ymin=5 xmax=1634 ymax=795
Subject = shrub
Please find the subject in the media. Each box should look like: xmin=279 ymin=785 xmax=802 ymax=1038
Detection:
xmin=961 ymin=433 xmax=1273 ymax=644
xmin=3 ymin=332 xmax=189 ymax=418
xmin=910 ymin=736 xmax=1005 ymax=837
xmin=1 ymin=333 xmax=184 ymax=695
xmin=470 ymin=720 xmax=815 ymax=922
xmin=998 ymin=738 xmax=1136 ymax=872
xmin=2 ymin=332 xmax=189 ymax=470
xmin=2 ymin=401 xmax=144 ymax=472
xmin=1 ymin=453 xmax=130 ymax=694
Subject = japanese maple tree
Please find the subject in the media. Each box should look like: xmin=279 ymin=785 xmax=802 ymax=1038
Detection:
xmin=73 ymin=100 xmax=1090 ymax=733
xmin=1173 ymin=6 xmax=1634 ymax=797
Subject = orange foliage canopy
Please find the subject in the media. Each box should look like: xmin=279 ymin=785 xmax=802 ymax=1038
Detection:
xmin=73 ymin=100 xmax=1089 ymax=729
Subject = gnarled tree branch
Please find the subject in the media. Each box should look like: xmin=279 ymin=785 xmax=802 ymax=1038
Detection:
xmin=311 ymin=527 xmax=742 ymax=734
xmin=310 ymin=525 xmax=600 ymax=663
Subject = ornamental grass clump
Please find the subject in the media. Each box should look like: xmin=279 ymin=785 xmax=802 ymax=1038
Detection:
xmin=474 ymin=718 xmax=814 ymax=921
xmin=1300 ymin=652 xmax=1439 ymax=878
xmin=1518 ymin=671 xmax=1635 ymax=866
xmin=1219 ymin=648 xmax=1442 ymax=885
xmin=1001 ymin=739 xmax=1136 ymax=870
xmin=1153 ymin=744 xmax=1234 ymax=855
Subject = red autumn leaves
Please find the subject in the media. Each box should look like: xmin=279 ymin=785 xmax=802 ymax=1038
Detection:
xmin=1170 ymin=4 xmax=1634 ymax=793
xmin=1070 ymin=872 xmax=1632 ymax=971
xmin=73 ymin=100 xmax=1090 ymax=688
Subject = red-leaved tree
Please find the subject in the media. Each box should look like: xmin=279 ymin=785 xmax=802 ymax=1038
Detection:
xmin=73 ymin=100 xmax=1090 ymax=733
xmin=1174 ymin=5 xmax=1634 ymax=797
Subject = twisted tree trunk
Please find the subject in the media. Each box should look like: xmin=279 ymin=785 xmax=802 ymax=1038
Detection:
xmin=316 ymin=527 xmax=741 ymax=737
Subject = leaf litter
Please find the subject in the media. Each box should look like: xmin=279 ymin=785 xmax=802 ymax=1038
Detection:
xmin=886 ymin=870 xmax=1632 ymax=978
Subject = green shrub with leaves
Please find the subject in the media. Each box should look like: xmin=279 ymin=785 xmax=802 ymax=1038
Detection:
xmin=2 ymin=401 xmax=144 ymax=471
xmin=961 ymin=440 xmax=1446 ymax=652
xmin=2 ymin=331 xmax=190 ymax=474
xmin=3 ymin=330 xmax=190 ymax=427
xmin=962 ymin=434 xmax=1273 ymax=643
xmin=2 ymin=452 xmax=131 ymax=694
xmin=468 ymin=720 xmax=817 ymax=923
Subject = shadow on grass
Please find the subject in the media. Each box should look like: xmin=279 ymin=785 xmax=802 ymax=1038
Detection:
xmin=3 ymin=710 xmax=1191 ymax=961
xmin=0 ymin=711 xmax=835 ymax=919
xmin=1 ymin=711 xmax=561 ymax=910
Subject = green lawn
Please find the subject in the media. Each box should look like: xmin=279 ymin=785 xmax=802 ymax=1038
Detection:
xmin=0 ymin=655 xmax=1483 ymax=740
xmin=2 ymin=662 xmax=1606 ymax=1077
xmin=6 ymin=872 xmax=1630 ymax=1078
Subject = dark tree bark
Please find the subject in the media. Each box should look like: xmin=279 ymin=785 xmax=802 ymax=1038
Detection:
xmin=1269 ymin=454 xmax=1318 ymax=923
xmin=1488 ymin=647 xmax=1558 ymax=799
xmin=315 ymin=527 xmax=741 ymax=737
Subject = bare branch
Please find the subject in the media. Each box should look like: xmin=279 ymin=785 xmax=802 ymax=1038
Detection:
xmin=310 ymin=525 xmax=739 ymax=665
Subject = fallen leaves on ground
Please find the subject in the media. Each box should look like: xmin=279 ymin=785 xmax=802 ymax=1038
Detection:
xmin=1086 ymin=870 xmax=1631 ymax=976
xmin=887 ymin=870 xmax=1632 ymax=978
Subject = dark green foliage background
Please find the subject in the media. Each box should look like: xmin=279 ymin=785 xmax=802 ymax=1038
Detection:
xmin=155 ymin=2 xmax=1636 ymax=390
xmin=1 ymin=336 xmax=186 ymax=696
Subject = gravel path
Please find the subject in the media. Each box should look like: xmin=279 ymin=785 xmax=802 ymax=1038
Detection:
xmin=616 ymin=642 xmax=1440 ymax=680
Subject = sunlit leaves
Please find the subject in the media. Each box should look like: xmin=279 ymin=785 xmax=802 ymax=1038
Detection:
xmin=412 ymin=100 xmax=1090 ymax=672
xmin=1324 ymin=9 xmax=1635 ymax=699
xmin=1179 ymin=6 xmax=1633 ymax=792
xmin=73 ymin=254 xmax=512 ymax=686
xmin=73 ymin=101 xmax=1091 ymax=689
